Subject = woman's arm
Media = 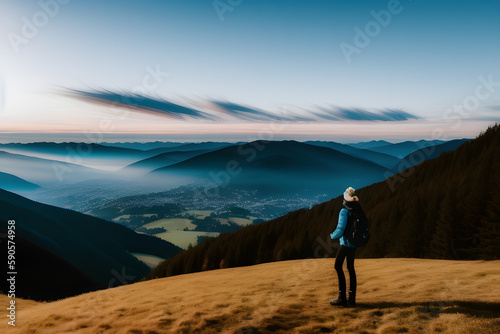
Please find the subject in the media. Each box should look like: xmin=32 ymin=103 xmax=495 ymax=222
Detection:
xmin=330 ymin=208 xmax=348 ymax=240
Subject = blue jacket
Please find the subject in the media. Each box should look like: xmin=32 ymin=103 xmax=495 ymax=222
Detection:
xmin=330 ymin=208 xmax=356 ymax=248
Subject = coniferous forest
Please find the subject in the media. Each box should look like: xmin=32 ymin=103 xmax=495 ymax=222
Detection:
xmin=148 ymin=124 xmax=500 ymax=279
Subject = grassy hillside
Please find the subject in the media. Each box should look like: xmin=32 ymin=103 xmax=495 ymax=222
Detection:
xmin=4 ymin=259 xmax=499 ymax=333
xmin=149 ymin=124 xmax=499 ymax=278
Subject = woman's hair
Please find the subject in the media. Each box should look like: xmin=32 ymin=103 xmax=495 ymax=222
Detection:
xmin=344 ymin=187 xmax=359 ymax=202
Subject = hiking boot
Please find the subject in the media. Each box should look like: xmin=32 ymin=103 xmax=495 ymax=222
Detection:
xmin=347 ymin=290 xmax=356 ymax=307
xmin=329 ymin=292 xmax=347 ymax=307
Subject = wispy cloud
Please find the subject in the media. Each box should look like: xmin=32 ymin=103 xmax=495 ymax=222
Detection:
xmin=65 ymin=89 xmax=215 ymax=121
xmin=209 ymin=101 xmax=293 ymax=122
xmin=64 ymin=89 xmax=422 ymax=123
xmin=316 ymin=107 xmax=420 ymax=122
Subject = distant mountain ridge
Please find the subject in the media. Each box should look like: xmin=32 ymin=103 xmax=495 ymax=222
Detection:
xmin=366 ymin=139 xmax=448 ymax=158
xmin=123 ymin=148 xmax=229 ymax=174
xmin=0 ymin=150 xmax=105 ymax=186
xmin=347 ymin=140 xmax=394 ymax=150
xmin=149 ymin=124 xmax=499 ymax=279
xmin=101 ymin=141 xmax=185 ymax=150
xmin=0 ymin=142 xmax=144 ymax=156
xmin=392 ymin=139 xmax=470 ymax=172
xmin=0 ymin=142 xmax=148 ymax=170
xmin=306 ymin=141 xmax=400 ymax=169
xmin=2 ymin=138 xmax=474 ymax=222
xmin=150 ymin=140 xmax=391 ymax=197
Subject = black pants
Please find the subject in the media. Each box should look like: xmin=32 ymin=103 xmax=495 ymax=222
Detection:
xmin=334 ymin=245 xmax=356 ymax=293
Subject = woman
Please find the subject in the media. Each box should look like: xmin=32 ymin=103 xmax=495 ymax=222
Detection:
xmin=329 ymin=186 xmax=361 ymax=307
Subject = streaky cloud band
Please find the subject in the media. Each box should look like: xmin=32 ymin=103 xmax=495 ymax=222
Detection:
xmin=63 ymin=88 xmax=422 ymax=123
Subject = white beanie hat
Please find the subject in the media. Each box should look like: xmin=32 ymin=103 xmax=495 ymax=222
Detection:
xmin=344 ymin=187 xmax=358 ymax=202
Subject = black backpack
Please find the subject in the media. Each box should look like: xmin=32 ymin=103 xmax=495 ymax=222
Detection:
xmin=343 ymin=205 xmax=370 ymax=247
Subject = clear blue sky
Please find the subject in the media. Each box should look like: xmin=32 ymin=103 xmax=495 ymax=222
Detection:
xmin=1 ymin=0 xmax=499 ymax=142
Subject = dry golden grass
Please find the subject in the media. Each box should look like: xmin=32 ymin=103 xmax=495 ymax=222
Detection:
xmin=2 ymin=258 xmax=499 ymax=333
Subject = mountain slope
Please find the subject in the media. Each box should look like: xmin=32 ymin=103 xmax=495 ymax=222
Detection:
xmin=306 ymin=140 xmax=400 ymax=169
xmin=0 ymin=142 xmax=239 ymax=171
xmin=122 ymin=148 xmax=219 ymax=174
xmin=6 ymin=259 xmax=499 ymax=333
xmin=392 ymin=138 xmax=469 ymax=171
xmin=0 ymin=171 xmax=40 ymax=192
xmin=0 ymin=142 xmax=147 ymax=170
xmin=151 ymin=140 xmax=391 ymax=196
xmin=0 ymin=142 xmax=144 ymax=159
xmin=0 ymin=189 xmax=183 ymax=300
xmin=366 ymin=139 xmax=448 ymax=158
xmin=144 ymin=141 xmax=237 ymax=155
xmin=347 ymin=139 xmax=393 ymax=150
xmin=149 ymin=124 xmax=499 ymax=278
xmin=100 ymin=141 xmax=185 ymax=150
xmin=0 ymin=150 xmax=105 ymax=186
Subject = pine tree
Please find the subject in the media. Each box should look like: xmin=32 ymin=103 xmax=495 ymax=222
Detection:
xmin=429 ymin=187 xmax=456 ymax=259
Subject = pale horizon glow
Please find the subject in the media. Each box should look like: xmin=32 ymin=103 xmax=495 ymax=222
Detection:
xmin=0 ymin=119 xmax=491 ymax=144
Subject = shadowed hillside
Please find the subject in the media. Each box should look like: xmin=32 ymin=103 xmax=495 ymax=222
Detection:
xmin=0 ymin=171 xmax=40 ymax=192
xmin=0 ymin=231 xmax=102 ymax=301
xmin=0 ymin=189 xmax=183 ymax=300
xmin=149 ymin=124 xmax=499 ymax=279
